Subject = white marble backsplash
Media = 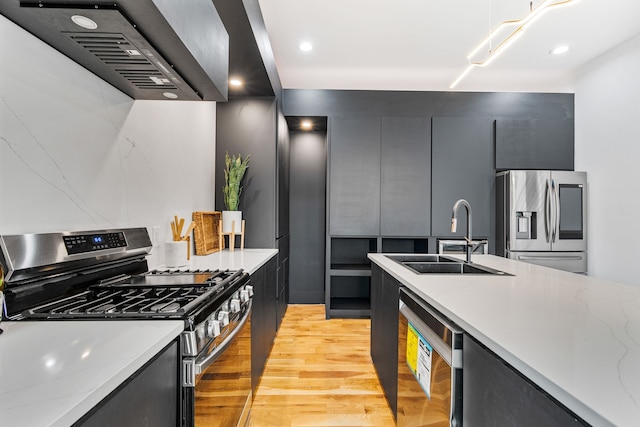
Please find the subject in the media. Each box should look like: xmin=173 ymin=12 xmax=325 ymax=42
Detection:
xmin=0 ymin=16 xmax=217 ymax=266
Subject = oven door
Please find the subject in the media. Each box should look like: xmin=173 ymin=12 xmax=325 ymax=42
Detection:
xmin=182 ymin=301 xmax=252 ymax=427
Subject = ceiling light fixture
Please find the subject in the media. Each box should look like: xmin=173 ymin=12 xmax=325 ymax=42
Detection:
xmin=299 ymin=41 xmax=313 ymax=52
xmin=229 ymin=78 xmax=244 ymax=88
xmin=450 ymin=0 xmax=581 ymax=89
xmin=300 ymin=119 xmax=313 ymax=130
xmin=71 ymin=14 xmax=98 ymax=30
xmin=550 ymin=45 xmax=570 ymax=55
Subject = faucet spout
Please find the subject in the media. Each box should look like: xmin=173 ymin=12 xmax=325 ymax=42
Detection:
xmin=451 ymin=199 xmax=473 ymax=263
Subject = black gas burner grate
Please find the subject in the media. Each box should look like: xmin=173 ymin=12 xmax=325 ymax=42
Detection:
xmin=28 ymin=283 xmax=223 ymax=318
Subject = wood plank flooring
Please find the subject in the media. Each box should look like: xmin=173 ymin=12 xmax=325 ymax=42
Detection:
xmin=250 ymin=304 xmax=395 ymax=427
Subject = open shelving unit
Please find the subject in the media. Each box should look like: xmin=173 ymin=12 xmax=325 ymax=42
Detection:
xmin=325 ymin=236 xmax=429 ymax=319
xmin=326 ymin=237 xmax=375 ymax=318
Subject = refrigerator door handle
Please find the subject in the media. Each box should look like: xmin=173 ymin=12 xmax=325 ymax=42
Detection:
xmin=544 ymin=179 xmax=551 ymax=243
xmin=517 ymin=255 xmax=583 ymax=261
xmin=551 ymin=179 xmax=559 ymax=243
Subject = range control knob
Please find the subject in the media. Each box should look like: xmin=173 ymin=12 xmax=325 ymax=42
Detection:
xmin=218 ymin=310 xmax=230 ymax=327
xmin=240 ymin=289 xmax=250 ymax=303
xmin=207 ymin=319 xmax=221 ymax=338
xmin=230 ymin=298 xmax=241 ymax=313
xmin=244 ymin=285 xmax=254 ymax=297
xmin=220 ymin=301 xmax=230 ymax=312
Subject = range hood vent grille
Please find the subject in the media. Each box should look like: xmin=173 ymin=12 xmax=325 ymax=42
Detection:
xmin=0 ymin=1 xmax=229 ymax=101
xmin=66 ymin=32 xmax=178 ymax=90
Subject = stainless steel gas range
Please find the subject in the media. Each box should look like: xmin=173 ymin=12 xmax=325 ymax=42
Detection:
xmin=0 ymin=227 xmax=253 ymax=427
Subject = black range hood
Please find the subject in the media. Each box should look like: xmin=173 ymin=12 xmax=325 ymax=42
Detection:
xmin=0 ymin=0 xmax=229 ymax=101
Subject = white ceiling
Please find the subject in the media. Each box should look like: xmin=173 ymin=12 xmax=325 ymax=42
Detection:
xmin=257 ymin=0 xmax=640 ymax=93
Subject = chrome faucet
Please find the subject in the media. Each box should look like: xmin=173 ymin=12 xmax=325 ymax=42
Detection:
xmin=451 ymin=199 xmax=473 ymax=263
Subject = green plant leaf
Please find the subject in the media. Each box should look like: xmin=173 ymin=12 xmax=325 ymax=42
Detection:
xmin=223 ymin=151 xmax=251 ymax=211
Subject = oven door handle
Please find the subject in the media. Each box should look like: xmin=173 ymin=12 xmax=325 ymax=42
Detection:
xmin=194 ymin=300 xmax=252 ymax=376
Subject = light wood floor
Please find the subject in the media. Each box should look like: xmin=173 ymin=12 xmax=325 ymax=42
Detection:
xmin=250 ymin=304 xmax=395 ymax=427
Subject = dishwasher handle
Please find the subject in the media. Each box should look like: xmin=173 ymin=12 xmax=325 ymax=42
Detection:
xmin=399 ymin=300 xmax=462 ymax=369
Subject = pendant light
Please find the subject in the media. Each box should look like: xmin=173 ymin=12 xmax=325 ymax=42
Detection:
xmin=450 ymin=0 xmax=581 ymax=89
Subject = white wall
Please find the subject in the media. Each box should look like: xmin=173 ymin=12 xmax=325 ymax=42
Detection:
xmin=574 ymin=33 xmax=640 ymax=286
xmin=0 ymin=16 xmax=217 ymax=267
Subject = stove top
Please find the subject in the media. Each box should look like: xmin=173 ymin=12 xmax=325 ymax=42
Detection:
xmin=1 ymin=228 xmax=255 ymax=360
xmin=0 ymin=228 xmax=251 ymax=330
xmin=100 ymin=269 xmax=243 ymax=288
xmin=21 ymin=268 xmax=247 ymax=324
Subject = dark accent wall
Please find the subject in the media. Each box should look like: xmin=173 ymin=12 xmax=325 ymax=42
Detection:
xmin=289 ymin=131 xmax=327 ymax=303
xmin=282 ymin=90 xmax=574 ymax=121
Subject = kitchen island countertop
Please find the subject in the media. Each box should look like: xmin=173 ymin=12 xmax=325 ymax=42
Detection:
xmin=369 ymin=253 xmax=640 ymax=427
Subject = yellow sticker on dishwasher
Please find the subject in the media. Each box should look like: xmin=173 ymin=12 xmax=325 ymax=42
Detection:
xmin=406 ymin=321 xmax=433 ymax=398
xmin=406 ymin=323 xmax=419 ymax=374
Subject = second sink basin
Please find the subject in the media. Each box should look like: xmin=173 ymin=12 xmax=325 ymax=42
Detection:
xmin=402 ymin=261 xmax=510 ymax=275
xmin=386 ymin=254 xmax=460 ymax=263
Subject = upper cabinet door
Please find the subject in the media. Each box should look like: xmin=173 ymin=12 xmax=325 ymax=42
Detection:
xmin=329 ymin=116 xmax=381 ymax=236
xmin=380 ymin=116 xmax=431 ymax=236
xmin=432 ymin=117 xmax=493 ymax=238
xmin=495 ymin=119 xmax=574 ymax=171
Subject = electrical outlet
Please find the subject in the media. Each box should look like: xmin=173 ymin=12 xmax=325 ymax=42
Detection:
xmin=152 ymin=226 xmax=160 ymax=246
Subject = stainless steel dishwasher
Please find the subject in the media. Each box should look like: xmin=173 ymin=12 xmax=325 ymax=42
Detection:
xmin=397 ymin=288 xmax=463 ymax=427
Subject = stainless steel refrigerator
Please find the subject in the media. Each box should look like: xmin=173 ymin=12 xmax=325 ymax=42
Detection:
xmin=496 ymin=170 xmax=587 ymax=273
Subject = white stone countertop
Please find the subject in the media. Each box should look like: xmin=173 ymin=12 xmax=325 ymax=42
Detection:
xmin=153 ymin=248 xmax=278 ymax=274
xmin=369 ymin=253 xmax=640 ymax=427
xmin=0 ymin=320 xmax=184 ymax=427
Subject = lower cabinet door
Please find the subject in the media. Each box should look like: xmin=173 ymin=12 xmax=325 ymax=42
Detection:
xmin=463 ymin=335 xmax=587 ymax=426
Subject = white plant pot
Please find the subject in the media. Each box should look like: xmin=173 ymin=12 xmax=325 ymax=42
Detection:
xmin=222 ymin=210 xmax=243 ymax=233
xmin=164 ymin=241 xmax=187 ymax=268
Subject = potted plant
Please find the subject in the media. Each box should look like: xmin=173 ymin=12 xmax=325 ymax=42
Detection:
xmin=222 ymin=152 xmax=250 ymax=233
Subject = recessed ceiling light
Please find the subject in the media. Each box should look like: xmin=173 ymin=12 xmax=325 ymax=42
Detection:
xmin=162 ymin=92 xmax=179 ymax=99
xmin=229 ymin=78 xmax=244 ymax=87
xmin=299 ymin=41 xmax=313 ymax=52
xmin=550 ymin=45 xmax=570 ymax=55
xmin=300 ymin=120 xmax=313 ymax=130
xmin=71 ymin=15 xmax=98 ymax=30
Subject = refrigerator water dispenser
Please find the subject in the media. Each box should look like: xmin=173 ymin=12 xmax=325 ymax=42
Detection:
xmin=516 ymin=212 xmax=536 ymax=239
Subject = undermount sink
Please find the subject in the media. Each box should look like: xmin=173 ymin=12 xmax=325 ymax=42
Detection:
xmin=386 ymin=254 xmax=511 ymax=275
xmin=386 ymin=254 xmax=460 ymax=263
xmin=402 ymin=261 xmax=510 ymax=275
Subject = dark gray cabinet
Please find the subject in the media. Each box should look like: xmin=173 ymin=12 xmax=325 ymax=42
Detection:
xmin=327 ymin=115 xmax=432 ymax=318
xmin=380 ymin=116 xmax=431 ymax=237
xmin=495 ymin=118 xmax=574 ymax=171
xmin=370 ymin=265 xmax=401 ymax=418
xmin=463 ymin=335 xmax=588 ymax=426
xmin=329 ymin=116 xmax=381 ymax=236
xmin=431 ymin=117 xmax=493 ymax=238
xmin=250 ymin=256 xmax=278 ymax=393
xmin=289 ymin=130 xmax=326 ymax=304
xmin=276 ymin=235 xmax=289 ymax=330
xmin=75 ymin=341 xmax=179 ymax=427
xmin=216 ymin=98 xmax=289 ymax=333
